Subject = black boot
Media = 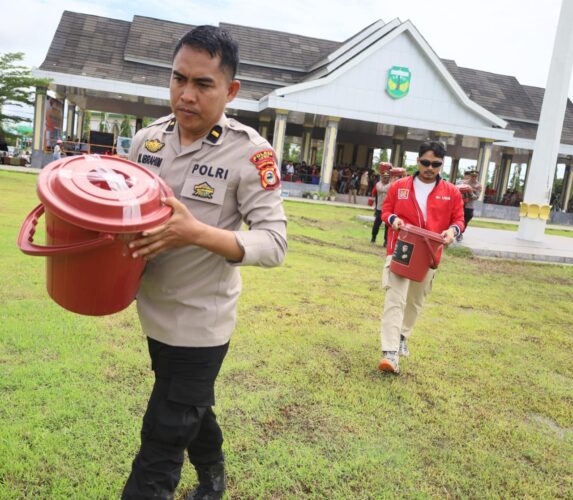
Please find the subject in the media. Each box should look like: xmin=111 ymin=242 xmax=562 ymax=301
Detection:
xmin=186 ymin=462 xmax=226 ymax=500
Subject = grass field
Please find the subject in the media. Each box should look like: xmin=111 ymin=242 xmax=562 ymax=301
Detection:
xmin=1 ymin=170 xmax=572 ymax=499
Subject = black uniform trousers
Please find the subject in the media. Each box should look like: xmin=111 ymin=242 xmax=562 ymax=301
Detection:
xmin=463 ymin=207 xmax=474 ymax=230
xmin=122 ymin=337 xmax=229 ymax=499
xmin=371 ymin=209 xmax=388 ymax=244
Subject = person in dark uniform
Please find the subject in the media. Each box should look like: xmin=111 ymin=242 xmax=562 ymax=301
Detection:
xmin=122 ymin=26 xmax=287 ymax=499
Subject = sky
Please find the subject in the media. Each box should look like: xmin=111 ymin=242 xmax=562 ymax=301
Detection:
xmin=1 ymin=0 xmax=572 ymax=121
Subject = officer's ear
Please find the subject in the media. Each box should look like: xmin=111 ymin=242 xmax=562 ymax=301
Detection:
xmin=226 ymin=80 xmax=241 ymax=103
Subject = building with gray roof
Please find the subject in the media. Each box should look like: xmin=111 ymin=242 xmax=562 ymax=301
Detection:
xmin=31 ymin=11 xmax=573 ymax=217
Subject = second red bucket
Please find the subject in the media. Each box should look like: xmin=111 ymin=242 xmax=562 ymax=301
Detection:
xmin=390 ymin=224 xmax=445 ymax=282
xmin=17 ymin=155 xmax=174 ymax=316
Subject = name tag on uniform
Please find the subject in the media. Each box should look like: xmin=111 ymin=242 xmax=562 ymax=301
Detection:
xmin=181 ymin=176 xmax=227 ymax=206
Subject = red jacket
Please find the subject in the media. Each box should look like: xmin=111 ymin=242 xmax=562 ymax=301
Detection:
xmin=382 ymin=174 xmax=465 ymax=264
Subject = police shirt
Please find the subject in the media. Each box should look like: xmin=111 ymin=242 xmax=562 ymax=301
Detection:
xmin=129 ymin=113 xmax=287 ymax=347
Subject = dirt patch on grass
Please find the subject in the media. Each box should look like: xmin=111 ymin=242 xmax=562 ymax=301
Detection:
xmin=288 ymin=215 xmax=330 ymax=231
xmin=527 ymin=413 xmax=573 ymax=440
xmin=290 ymin=234 xmax=380 ymax=256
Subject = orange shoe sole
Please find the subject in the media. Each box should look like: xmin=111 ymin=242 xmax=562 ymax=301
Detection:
xmin=378 ymin=358 xmax=399 ymax=373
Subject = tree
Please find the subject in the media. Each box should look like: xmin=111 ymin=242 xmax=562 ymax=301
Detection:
xmin=0 ymin=52 xmax=50 ymax=144
xmin=83 ymin=111 xmax=92 ymax=139
xmin=120 ymin=115 xmax=132 ymax=137
xmin=98 ymin=112 xmax=109 ymax=132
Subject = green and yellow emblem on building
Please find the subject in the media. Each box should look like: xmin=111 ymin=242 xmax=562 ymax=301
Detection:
xmin=386 ymin=66 xmax=411 ymax=99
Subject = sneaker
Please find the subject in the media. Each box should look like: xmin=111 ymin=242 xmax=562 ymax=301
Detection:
xmin=370 ymin=239 xmax=376 ymax=244
xmin=398 ymin=336 xmax=409 ymax=357
xmin=378 ymin=351 xmax=399 ymax=374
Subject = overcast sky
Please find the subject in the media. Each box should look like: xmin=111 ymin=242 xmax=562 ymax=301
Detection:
xmin=2 ymin=0 xmax=572 ymax=120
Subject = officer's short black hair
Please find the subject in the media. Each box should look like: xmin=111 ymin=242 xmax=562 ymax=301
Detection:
xmin=418 ymin=141 xmax=447 ymax=159
xmin=173 ymin=25 xmax=239 ymax=80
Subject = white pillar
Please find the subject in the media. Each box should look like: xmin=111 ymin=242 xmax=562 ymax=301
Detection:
xmin=390 ymin=139 xmax=403 ymax=168
xmin=496 ymin=154 xmax=513 ymax=202
xmin=522 ymin=152 xmax=533 ymax=192
xmin=450 ymin=158 xmax=460 ymax=183
xmin=272 ymin=109 xmax=288 ymax=168
xmin=518 ymin=0 xmax=573 ymax=241
xmin=31 ymin=87 xmax=47 ymax=168
xmin=561 ymin=164 xmax=573 ymax=211
xmin=301 ymin=124 xmax=313 ymax=164
xmin=66 ymin=102 xmax=76 ymax=140
xmin=476 ymin=140 xmax=493 ymax=201
xmin=319 ymin=117 xmax=340 ymax=192
xmin=76 ymin=110 xmax=85 ymax=142
xmin=258 ymin=115 xmax=271 ymax=141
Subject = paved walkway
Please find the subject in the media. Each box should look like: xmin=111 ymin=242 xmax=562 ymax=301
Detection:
xmin=3 ymin=166 xmax=572 ymax=264
xmin=456 ymin=226 xmax=573 ymax=264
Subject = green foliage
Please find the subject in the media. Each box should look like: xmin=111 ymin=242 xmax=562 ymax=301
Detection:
xmin=119 ymin=115 xmax=132 ymax=138
xmin=0 ymin=52 xmax=50 ymax=124
xmin=83 ymin=111 xmax=92 ymax=139
xmin=1 ymin=173 xmax=572 ymax=498
xmin=0 ymin=52 xmax=50 ymax=143
xmin=284 ymin=142 xmax=301 ymax=163
xmin=98 ymin=112 xmax=108 ymax=132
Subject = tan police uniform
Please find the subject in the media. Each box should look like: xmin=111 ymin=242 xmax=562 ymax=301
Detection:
xmin=128 ymin=113 xmax=287 ymax=348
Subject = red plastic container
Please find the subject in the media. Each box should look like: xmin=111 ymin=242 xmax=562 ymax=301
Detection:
xmin=17 ymin=155 xmax=173 ymax=316
xmin=390 ymin=224 xmax=445 ymax=282
xmin=457 ymin=184 xmax=473 ymax=204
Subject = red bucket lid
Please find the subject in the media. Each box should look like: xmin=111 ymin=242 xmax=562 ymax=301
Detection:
xmin=399 ymin=224 xmax=445 ymax=244
xmin=37 ymin=155 xmax=174 ymax=233
xmin=390 ymin=167 xmax=406 ymax=177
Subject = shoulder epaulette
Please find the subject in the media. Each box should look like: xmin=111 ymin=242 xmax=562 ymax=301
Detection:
xmin=144 ymin=114 xmax=176 ymax=130
xmin=227 ymin=118 xmax=268 ymax=146
xmin=207 ymin=125 xmax=222 ymax=143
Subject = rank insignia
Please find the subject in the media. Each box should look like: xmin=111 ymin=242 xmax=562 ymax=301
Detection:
xmin=398 ymin=189 xmax=409 ymax=199
xmin=207 ymin=125 xmax=223 ymax=143
xmin=166 ymin=119 xmax=177 ymax=132
xmin=144 ymin=139 xmax=165 ymax=153
xmin=193 ymin=182 xmax=215 ymax=199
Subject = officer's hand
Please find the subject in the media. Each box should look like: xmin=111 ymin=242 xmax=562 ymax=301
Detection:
xmin=391 ymin=217 xmax=404 ymax=232
xmin=441 ymin=227 xmax=456 ymax=246
xmin=129 ymin=197 xmax=205 ymax=260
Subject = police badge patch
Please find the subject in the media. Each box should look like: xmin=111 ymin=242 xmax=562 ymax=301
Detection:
xmin=144 ymin=139 xmax=165 ymax=153
xmin=250 ymin=149 xmax=281 ymax=190
xmin=259 ymin=166 xmax=280 ymax=190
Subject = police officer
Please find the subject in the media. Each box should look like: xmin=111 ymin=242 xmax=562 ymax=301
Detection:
xmin=122 ymin=26 xmax=287 ymax=499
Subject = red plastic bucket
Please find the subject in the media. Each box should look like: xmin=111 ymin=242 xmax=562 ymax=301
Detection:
xmin=390 ymin=224 xmax=445 ymax=282
xmin=17 ymin=155 xmax=173 ymax=316
xmin=457 ymin=184 xmax=473 ymax=204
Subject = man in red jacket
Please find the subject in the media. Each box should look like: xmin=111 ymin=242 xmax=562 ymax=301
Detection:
xmin=378 ymin=141 xmax=464 ymax=374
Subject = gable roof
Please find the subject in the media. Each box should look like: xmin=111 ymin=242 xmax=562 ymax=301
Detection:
xmin=270 ymin=20 xmax=507 ymax=131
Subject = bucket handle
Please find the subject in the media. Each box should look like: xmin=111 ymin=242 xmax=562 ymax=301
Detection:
xmin=18 ymin=204 xmax=115 ymax=256
xmin=423 ymin=235 xmax=444 ymax=269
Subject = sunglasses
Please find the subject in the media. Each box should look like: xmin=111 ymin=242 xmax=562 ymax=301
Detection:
xmin=419 ymin=159 xmax=443 ymax=168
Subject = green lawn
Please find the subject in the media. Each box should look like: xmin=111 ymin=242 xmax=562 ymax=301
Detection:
xmin=1 ymin=170 xmax=572 ymax=499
